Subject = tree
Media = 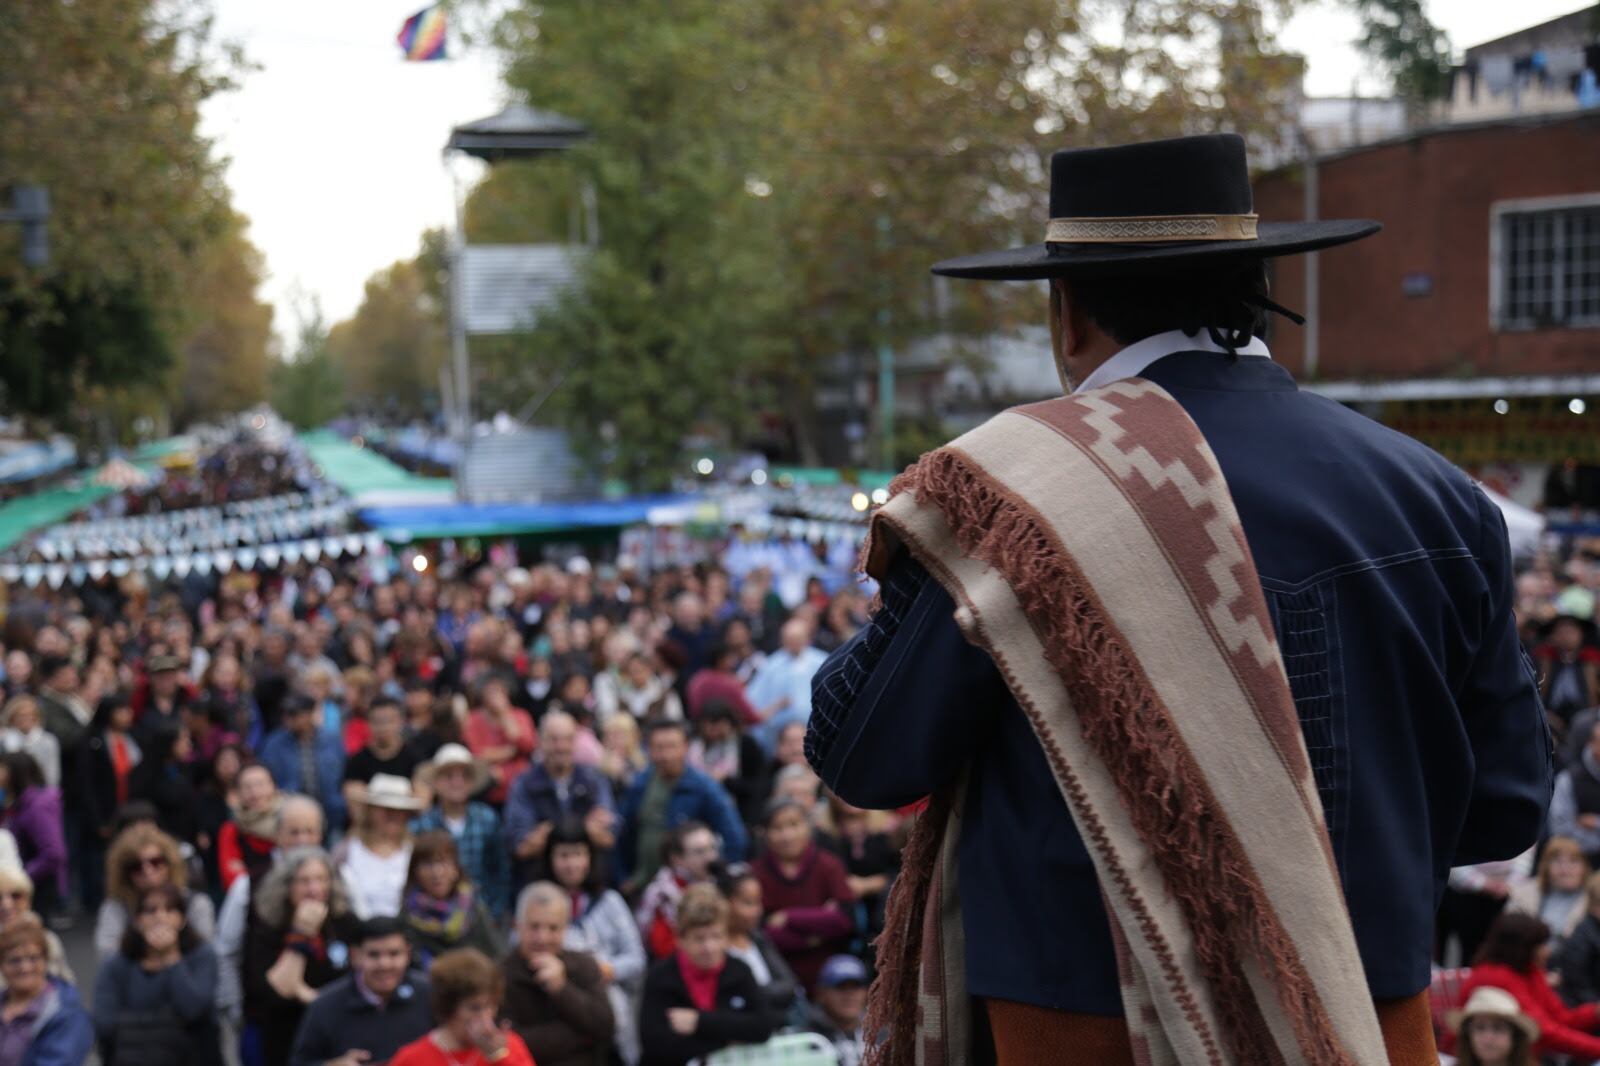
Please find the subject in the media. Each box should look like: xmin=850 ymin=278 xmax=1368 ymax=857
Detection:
xmin=172 ymin=211 xmax=275 ymax=425
xmin=271 ymin=303 xmax=345 ymax=430
xmin=1350 ymin=0 xmax=1452 ymax=116
xmin=0 ymin=0 xmax=249 ymax=434
xmin=326 ymin=236 xmax=449 ymax=417
xmin=478 ymin=0 xmax=1308 ymax=483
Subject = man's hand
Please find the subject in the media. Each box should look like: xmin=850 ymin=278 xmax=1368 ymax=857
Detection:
xmin=517 ymin=822 xmax=554 ymax=860
xmin=531 ymin=952 xmax=567 ymax=994
xmin=1580 ymin=813 xmax=1600 ymax=831
xmin=765 ymin=911 xmax=788 ymax=930
xmin=326 ymin=1051 xmax=372 ymax=1066
xmin=584 ymin=806 xmax=615 ymax=848
xmin=667 ymin=1008 xmax=699 ymax=1036
xmin=596 ymin=959 xmax=615 ymax=984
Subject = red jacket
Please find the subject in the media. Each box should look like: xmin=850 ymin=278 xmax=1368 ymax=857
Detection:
xmin=1462 ymin=962 xmax=1600 ymax=1058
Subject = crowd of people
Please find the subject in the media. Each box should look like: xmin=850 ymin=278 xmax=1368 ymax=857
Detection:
xmin=0 ymin=443 xmax=894 ymax=1066
xmin=1433 ymin=541 xmax=1600 ymax=1065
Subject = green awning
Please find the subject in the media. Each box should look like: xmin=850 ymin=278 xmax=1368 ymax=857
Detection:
xmin=298 ymin=431 xmax=455 ymax=505
xmin=0 ymin=480 xmax=120 ymax=552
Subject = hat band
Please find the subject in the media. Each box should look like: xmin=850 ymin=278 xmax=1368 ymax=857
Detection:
xmin=1046 ymin=213 xmax=1259 ymax=244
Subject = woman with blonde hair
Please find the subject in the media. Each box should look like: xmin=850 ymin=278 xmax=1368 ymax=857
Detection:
xmin=638 ymin=884 xmax=780 ymax=1066
xmin=598 ymin=714 xmax=646 ymax=797
xmin=95 ymin=825 xmax=215 ymax=961
xmin=0 ymin=868 xmax=72 ymax=986
xmin=0 ymin=698 xmax=59 ymax=791
xmin=245 ymin=848 xmax=361 ymax=1066
xmin=1506 ymin=837 xmax=1588 ymax=946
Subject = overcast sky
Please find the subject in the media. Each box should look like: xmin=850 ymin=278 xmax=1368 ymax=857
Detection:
xmin=199 ymin=0 xmax=1587 ymax=350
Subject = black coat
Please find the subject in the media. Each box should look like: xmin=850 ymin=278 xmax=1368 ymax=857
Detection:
xmin=245 ymin=912 xmax=362 ymax=1066
xmin=1557 ymin=912 xmax=1600 ymax=1006
xmin=638 ymin=954 xmax=780 ymax=1066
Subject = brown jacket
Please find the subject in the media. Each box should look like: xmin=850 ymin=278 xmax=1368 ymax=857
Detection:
xmin=500 ymin=950 xmax=615 ymax=1066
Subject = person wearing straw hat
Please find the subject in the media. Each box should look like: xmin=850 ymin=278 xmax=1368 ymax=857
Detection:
xmin=334 ymin=774 xmax=423 ymax=920
xmin=1447 ymin=987 xmax=1538 ymax=1066
xmin=807 ymin=133 xmax=1550 ymax=1065
xmin=412 ymin=745 xmax=511 ymax=919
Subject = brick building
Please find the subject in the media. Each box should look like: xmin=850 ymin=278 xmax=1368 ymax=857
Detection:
xmin=1253 ymin=110 xmax=1600 ymax=506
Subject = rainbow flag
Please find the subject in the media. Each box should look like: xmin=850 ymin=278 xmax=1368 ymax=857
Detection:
xmin=397 ymin=5 xmax=447 ymax=62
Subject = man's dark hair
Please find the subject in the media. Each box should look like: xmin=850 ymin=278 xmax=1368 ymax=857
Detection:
xmin=544 ymin=817 xmax=604 ymax=895
xmin=1064 ymin=260 xmax=1272 ymax=349
xmin=354 ymin=915 xmax=409 ymax=946
xmin=1473 ymin=912 xmax=1551 ymax=972
xmin=367 ymin=696 xmax=403 ymax=718
xmin=646 ymin=718 xmax=689 ymax=742
xmin=36 ymin=656 xmax=71 ymax=684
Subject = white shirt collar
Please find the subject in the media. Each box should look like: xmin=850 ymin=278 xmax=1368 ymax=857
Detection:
xmin=1072 ymin=328 xmax=1272 ymax=395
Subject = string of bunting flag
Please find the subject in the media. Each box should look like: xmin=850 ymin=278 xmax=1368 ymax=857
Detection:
xmin=18 ymin=494 xmax=350 ymax=562
xmin=0 ymin=531 xmax=391 ymax=589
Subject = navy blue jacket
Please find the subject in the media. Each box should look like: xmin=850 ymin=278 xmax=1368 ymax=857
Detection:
xmin=809 ymin=352 xmax=1552 ymax=1014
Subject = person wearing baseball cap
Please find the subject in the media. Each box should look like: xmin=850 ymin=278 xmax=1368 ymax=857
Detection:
xmin=805 ymin=955 xmax=870 ymax=1066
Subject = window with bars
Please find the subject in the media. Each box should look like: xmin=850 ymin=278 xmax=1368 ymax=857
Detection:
xmin=1496 ymin=202 xmax=1600 ymax=330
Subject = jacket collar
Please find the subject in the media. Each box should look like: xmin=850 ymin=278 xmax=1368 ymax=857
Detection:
xmin=1074 ymin=328 xmax=1271 ymax=394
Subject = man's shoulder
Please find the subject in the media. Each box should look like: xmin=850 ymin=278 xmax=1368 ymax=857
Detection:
xmin=560 ymin=949 xmax=604 ymax=985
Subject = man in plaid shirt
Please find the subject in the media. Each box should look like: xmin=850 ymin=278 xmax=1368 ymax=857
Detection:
xmin=413 ymin=744 xmax=512 ymax=918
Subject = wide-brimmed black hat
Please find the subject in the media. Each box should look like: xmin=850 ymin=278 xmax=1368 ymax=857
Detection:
xmin=932 ymin=134 xmax=1380 ymax=280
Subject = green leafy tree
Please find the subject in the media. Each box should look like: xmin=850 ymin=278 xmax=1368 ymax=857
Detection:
xmin=0 ymin=0 xmax=252 ymax=435
xmin=173 ymin=211 xmax=275 ymax=424
xmin=327 ymin=246 xmax=449 ymax=417
xmin=1350 ymin=0 xmax=1452 ymax=115
xmin=271 ymin=303 xmax=345 ymax=430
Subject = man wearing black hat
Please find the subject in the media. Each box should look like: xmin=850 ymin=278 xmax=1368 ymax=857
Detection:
xmin=807 ymin=135 xmax=1550 ymax=1065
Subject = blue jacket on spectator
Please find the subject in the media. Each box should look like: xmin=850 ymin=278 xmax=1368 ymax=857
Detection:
xmin=20 ymin=978 xmax=93 ymax=1066
xmin=257 ymin=727 xmax=347 ymax=829
xmin=504 ymin=762 xmax=617 ymax=855
xmin=810 ymin=350 xmax=1552 ymax=1016
xmin=617 ymin=765 xmax=748 ymax=884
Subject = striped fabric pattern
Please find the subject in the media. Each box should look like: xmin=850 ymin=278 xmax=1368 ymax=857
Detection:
xmin=861 ymin=379 xmax=1388 ymax=1066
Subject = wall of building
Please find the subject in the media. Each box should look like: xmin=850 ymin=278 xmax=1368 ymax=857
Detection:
xmin=1255 ymin=112 xmax=1600 ymax=382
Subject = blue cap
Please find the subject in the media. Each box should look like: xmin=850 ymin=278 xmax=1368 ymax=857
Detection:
xmin=817 ymin=954 xmax=870 ymax=989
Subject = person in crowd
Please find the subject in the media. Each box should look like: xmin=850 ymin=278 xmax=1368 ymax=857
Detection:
xmin=128 ymin=728 xmax=200 ymax=845
xmin=688 ymin=702 xmax=769 ymax=825
xmin=717 ymin=864 xmax=799 ymax=1022
xmin=0 ymin=755 xmax=65 ymax=921
xmin=0 ymin=869 xmax=71 ymax=988
xmin=0 ymin=915 xmax=91 ymax=1066
xmin=609 ymin=653 xmax=683 ymax=724
xmin=637 ymin=822 xmax=722 ymax=962
xmin=342 ymin=698 xmax=422 ymax=813
xmin=462 ymin=675 xmax=535 ymax=807
xmin=545 ymin=819 xmax=645 ymax=1066
xmin=505 ymin=711 xmax=616 ymax=887
xmin=638 ymin=884 xmax=780 ymax=1066
xmin=198 ymin=653 xmax=260 ymax=752
xmin=91 ymin=883 xmax=220 ymax=1066
xmin=665 ymin=594 xmax=716 ymax=681
xmin=215 ymin=795 xmax=325 ymax=1039
xmin=95 ymin=824 xmax=215 ymax=961
xmin=217 ymin=761 xmax=280 ymax=893
xmin=771 ymin=722 xmax=808 ymax=773
xmin=720 ymin=618 xmax=765 ymax=685
xmin=1556 ymin=871 xmax=1600 ymax=1006
xmin=195 ymin=743 xmax=246 ymax=895
xmin=1461 ymin=912 xmax=1600 ymax=1060
xmin=1537 ymin=615 xmax=1600 ymax=732
xmin=501 ymin=882 xmax=614 ymax=1066
xmin=34 ymin=657 xmax=91 ymax=762
xmin=769 ymin=763 xmax=823 ymax=817
xmin=412 ymin=745 xmax=510 ymax=919
xmin=258 ymin=696 xmax=348 ymax=831
xmin=1442 ymin=854 xmax=1528 ymax=969
xmin=1506 ymin=836 xmax=1588 ymax=947
xmin=245 ymin=847 xmax=362 ymax=1066
xmin=386 ymin=949 xmax=535 ymax=1066
xmin=335 ymin=774 xmax=421 ymax=920
xmin=1448 ymin=986 xmax=1538 ymax=1066
xmin=1551 ymin=719 xmax=1600 ymax=864
xmin=804 ymin=954 xmax=870 ymax=1066
xmin=133 ymin=656 xmax=190 ymax=745
xmin=401 ymin=831 xmax=503 ymax=965
xmin=0 ymin=700 xmax=59 ymax=791
xmin=299 ymin=664 xmax=346 ymax=742
xmin=597 ymin=715 xmax=645 ymax=799
xmin=617 ymin=720 xmax=747 ymax=895
xmin=76 ymin=692 xmax=141 ymax=908
xmin=684 ymin=644 xmax=759 ymax=726
xmin=818 ymin=795 xmax=899 ymax=953
xmin=744 ymin=620 xmax=827 ymax=754
xmin=752 ymin=797 xmax=854 ymax=993
xmin=287 ymin=916 xmax=432 ymax=1066
xmin=402 ymin=682 xmax=449 ymax=762
xmin=181 ymin=700 xmax=239 ymax=767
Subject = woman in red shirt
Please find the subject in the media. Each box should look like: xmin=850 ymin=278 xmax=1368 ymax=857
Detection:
xmin=462 ymin=676 xmax=536 ymax=807
xmin=388 ymin=948 xmax=535 ymax=1066
xmin=752 ymin=798 xmax=854 ymax=994
xmin=1461 ymin=912 xmax=1600 ymax=1061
